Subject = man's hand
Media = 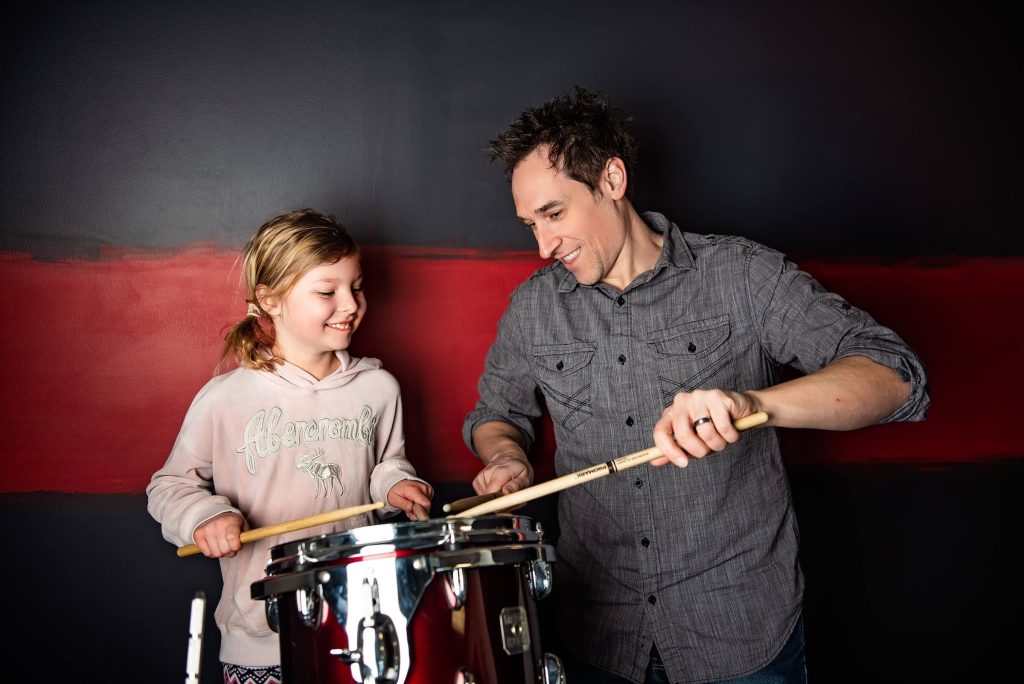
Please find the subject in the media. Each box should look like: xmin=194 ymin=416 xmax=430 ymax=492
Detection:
xmin=651 ymin=388 xmax=760 ymax=468
xmin=472 ymin=450 xmax=534 ymax=496
xmin=388 ymin=479 xmax=435 ymax=521
xmin=192 ymin=511 xmax=248 ymax=558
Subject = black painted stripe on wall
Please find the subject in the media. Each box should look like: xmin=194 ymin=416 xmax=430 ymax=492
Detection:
xmin=2 ymin=464 xmax=1020 ymax=682
xmin=2 ymin=1 xmax=1021 ymax=258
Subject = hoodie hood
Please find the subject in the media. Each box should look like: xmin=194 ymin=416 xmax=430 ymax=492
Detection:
xmin=263 ymin=350 xmax=382 ymax=391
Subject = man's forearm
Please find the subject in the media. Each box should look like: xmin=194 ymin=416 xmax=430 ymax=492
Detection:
xmin=471 ymin=421 xmax=530 ymax=464
xmin=749 ymin=355 xmax=911 ymax=430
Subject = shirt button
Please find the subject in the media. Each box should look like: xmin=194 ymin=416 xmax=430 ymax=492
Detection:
xmin=687 ymin=342 xmax=697 ymax=353
xmin=648 ymin=595 xmax=657 ymax=605
xmin=634 ymin=479 xmax=643 ymax=488
xmin=618 ymin=354 xmax=626 ymax=364
xmin=625 ymin=416 xmax=634 ymax=426
xmin=616 ymin=295 xmax=625 ymax=306
xmin=556 ymin=360 xmax=564 ymax=370
xmin=641 ymin=537 xmax=650 ymax=547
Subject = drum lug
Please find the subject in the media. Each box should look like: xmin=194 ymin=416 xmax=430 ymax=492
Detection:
xmin=264 ymin=595 xmax=279 ymax=633
xmin=330 ymin=578 xmax=402 ymax=683
xmin=499 ymin=606 xmax=530 ymax=655
xmin=353 ymin=577 xmax=401 ymax=683
xmin=527 ymin=559 xmax=553 ymax=601
xmin=444 ymin=567 xmax=468 ymax=610
xmin=295 ymin=583 xmax=324 ymax=629
xmin=542 ymin=652 xmax=566 ymax=684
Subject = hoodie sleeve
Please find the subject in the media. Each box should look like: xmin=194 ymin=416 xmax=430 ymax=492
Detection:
xmin=367 ymin=372 xmax=429 ymax=511
xmin=146 ymin=386 xmax=242 ymax=547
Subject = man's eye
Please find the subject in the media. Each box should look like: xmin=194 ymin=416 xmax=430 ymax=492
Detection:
xmin=549 ymin=211 xmax=562 ymax=220
xmin=525 ymin=223 xmax=536 ymax=231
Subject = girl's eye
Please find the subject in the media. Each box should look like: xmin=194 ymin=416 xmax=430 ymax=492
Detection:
xmin=352 ymin=287 xmax=363 ymax=294
xmin=317 ymin=291 xmax=334 ymax=297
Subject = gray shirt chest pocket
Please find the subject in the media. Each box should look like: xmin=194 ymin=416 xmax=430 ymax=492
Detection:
xmin=531 ymin=342 xmax=596 ymax=431
xmin=645 ymin=315 xmax=734 ymax=405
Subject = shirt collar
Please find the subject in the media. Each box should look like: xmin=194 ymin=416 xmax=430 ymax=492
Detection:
xmin=644 ymin=211 xmax=695 ymax=274
xmin=556 ymin=211 xmax=695 ymax=293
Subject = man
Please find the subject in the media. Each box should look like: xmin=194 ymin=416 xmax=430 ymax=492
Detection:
xmin=462 ymin=87 xmax=929 ymax=683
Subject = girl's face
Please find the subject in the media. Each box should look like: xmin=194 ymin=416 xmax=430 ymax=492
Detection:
xmin=263 ymin=255 xmax=366 ymax=375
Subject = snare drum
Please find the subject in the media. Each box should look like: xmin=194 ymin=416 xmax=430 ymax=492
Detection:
xmin=251 ymin=514 xmax=565 ymax=684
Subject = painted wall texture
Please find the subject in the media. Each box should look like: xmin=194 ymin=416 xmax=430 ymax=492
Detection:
xmin=2 ymin=1 xmax=1021 ymax=494
xmin=1 ymin=1 xmax=1021 ymax=682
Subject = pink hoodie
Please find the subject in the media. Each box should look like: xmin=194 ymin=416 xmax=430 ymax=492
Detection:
xmin=147 ymin=350 xmax=426 ymax=666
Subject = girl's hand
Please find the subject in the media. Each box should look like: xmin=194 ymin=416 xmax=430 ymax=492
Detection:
xmin=387 ymin=480 xmax=434 ymax=521
xmin=192 ymin=512 xmax=248 ymax=558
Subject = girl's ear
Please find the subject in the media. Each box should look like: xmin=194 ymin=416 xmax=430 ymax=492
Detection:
xmin=256 ymin=285 xmax=280 ymax=317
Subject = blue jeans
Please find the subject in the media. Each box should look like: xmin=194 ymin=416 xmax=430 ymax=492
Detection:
xmin=562 ymin=619 xmax=807 ymax=684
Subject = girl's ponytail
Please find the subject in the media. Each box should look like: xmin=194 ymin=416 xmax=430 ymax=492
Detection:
xmin=219 ymin=303 xmax=277 ymax=373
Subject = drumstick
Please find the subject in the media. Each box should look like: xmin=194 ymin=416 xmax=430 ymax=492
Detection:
xmin=454 ymin=411 xmax=769 ymax=519
xmin=176 ymin=501 xmax=384 ymax=558
xmin=442 ymin=491 xmax=501 ymax=514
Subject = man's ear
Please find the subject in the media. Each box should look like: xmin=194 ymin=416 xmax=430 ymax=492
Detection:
xmin=602 ymin=157 xmax=628 ymax=200
xmin=256 ymin=285 xmax=280 ymax=317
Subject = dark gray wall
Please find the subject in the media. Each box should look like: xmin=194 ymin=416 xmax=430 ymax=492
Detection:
xmin=2 ymin=0 xmax=1020 ymax=259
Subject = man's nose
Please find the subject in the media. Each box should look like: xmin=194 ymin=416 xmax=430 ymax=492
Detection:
xmin=535 ymin=224 xmax=561 ymax=260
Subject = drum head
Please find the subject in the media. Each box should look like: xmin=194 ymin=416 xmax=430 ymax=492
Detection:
xmin=265 ymin=514 xmax=544 ymax=575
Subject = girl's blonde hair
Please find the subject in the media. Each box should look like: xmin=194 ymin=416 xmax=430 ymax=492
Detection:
xmin=221 ymin=208 xmax=359 ymax=372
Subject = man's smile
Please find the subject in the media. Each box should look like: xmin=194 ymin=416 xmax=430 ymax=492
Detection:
xmin=560 ymin=246 xmax=581 ymax=265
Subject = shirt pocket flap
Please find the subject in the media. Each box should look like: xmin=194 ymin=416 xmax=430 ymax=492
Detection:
xmin=532 ymin=342 xmax=597 ymax=374
xmin=647 ymin=315 xmax=731 ymax=359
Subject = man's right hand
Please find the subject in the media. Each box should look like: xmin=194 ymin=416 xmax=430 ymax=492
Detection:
xmin=472 ymin=450 xmax=534 ymax=496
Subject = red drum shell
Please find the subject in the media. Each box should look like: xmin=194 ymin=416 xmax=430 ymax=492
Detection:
xmin=254 ymin=515 xmax=556 ymax=684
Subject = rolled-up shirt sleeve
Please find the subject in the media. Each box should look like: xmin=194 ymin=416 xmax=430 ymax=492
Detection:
xmin=747 ymin=244 xmax=931 ymax=423
xmin=462 ymin=291 xmax=544 ymax=457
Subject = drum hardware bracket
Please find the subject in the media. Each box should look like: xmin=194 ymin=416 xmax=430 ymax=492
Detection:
xmin=444 ymin=567 xmax=468 ymax=609
xmin=329 ymin=646 xmax=360 ymax=665
xmin=499 ymin=606 xmax=530 ymax=655
xmin=295 ymin=582 xmax=324 ymax=629
xmin=526 ymin=559 xmax=554 ymax=601
xmin=542 ymin=653 xmax=567 ymax=684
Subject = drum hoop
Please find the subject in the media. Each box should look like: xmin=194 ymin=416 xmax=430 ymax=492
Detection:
xmin=252 ymin=542 xmax=556 ymax=599
xmin=266 ymin=514 xmax=544 ymax=567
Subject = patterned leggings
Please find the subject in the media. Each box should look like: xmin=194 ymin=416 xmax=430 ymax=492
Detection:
xmin=222 ymin=662 xmax=282 ymax=684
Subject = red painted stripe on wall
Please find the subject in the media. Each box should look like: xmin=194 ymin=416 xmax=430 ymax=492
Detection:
xmin=1 ymin=248 xmax=1021 ymax=493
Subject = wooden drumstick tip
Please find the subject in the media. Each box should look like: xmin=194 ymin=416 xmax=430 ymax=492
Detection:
xmin=442 ymin=491 xmax=501 ymax=514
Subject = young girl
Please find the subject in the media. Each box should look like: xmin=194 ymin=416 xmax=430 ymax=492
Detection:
xmin=147 ymin=208 xmax=433 ymax=684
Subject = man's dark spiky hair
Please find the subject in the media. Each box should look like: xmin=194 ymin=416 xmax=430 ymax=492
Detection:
xmin=488 ymin=86 xmax=638 ymax=198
